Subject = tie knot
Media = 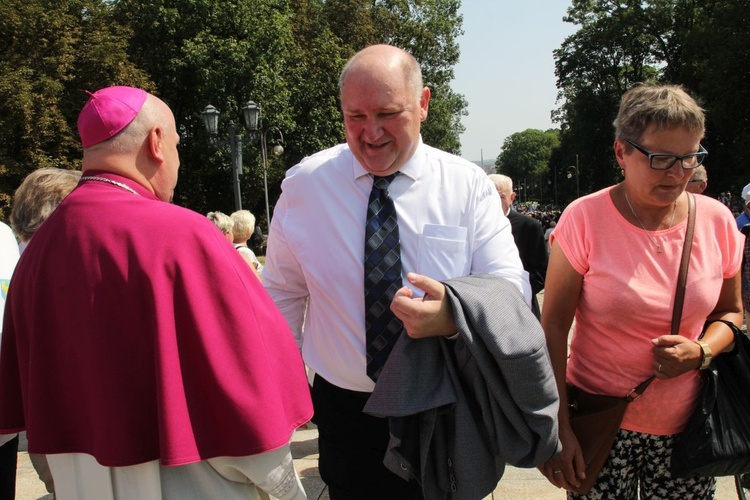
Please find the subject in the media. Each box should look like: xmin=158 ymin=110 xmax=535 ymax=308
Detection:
xmin=372 ymin=174 xmax=397 ymax=190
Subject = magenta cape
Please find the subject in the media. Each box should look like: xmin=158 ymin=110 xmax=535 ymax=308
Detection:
xmin=0 ymin=173 xmax=312 ymax=466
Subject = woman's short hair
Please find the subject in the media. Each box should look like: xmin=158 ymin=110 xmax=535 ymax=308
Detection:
xmin=206 ymin=211 xmax=234 ymax=235
xmin=10 ymin=168 xmax=82 ymax=243
xmin=613 ymin=83 xmax=705 ymax=144
xmin=230 ymin=210 xmax=256 ymax=241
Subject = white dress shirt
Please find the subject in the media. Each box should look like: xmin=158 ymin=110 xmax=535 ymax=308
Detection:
xmin=0 ymin=223 xmax=18 ymax=448
xmin=263 ymin=140 xmax=529 ymax=392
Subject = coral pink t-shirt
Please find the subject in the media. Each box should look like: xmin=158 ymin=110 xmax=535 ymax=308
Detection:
xmin=551 ymin=187 xmax=742 ymax=435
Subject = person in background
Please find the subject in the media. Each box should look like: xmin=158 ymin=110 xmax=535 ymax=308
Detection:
xmin=685 ymin=165 xmax=707 ymax=194
xmin=231 ymin=210 xmax=264 ymax=274
xmin=207 ymin=210 xmax=261 ymax=280
xmin=489 ymin=174 xmax=548 ymax=319
xmin=10 ymin=168 xmax=82 ymax=254
xmin=0 ymin=86 xmax=311 ymax=499
xmin=251 ymin=224 xmax=266 ymax=255
xmin=263 ymin=44 xmax=540 ymax=498
xmin=0 ymin=222 xmax=19 ymax=500
xmin=545 ymin=221 xmax=557 ymax=255
xmin=736 ymin=183 xmax=750 ymax=230
xmin=8 ymin=167 xmax=82 ymax=498
xmin=540 ymin=83 xmax=742 ymax=498
xmin=207 ymin=211 xmax=234 ymax=242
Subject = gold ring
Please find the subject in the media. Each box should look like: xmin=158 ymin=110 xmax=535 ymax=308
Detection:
xmin=553 ymin=470 xmax=562 ymax=474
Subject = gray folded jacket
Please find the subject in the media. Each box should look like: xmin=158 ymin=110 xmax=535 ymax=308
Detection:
xmin=364 ymin=274 xmax=561 ymax=500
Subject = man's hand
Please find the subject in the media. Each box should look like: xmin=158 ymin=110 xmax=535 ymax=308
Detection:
xmin=390 ymin=273 xmax=457 ymax=338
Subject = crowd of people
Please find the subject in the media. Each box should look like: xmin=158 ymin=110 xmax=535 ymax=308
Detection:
xmin=0 ymin=44 xmax=745 ymax=500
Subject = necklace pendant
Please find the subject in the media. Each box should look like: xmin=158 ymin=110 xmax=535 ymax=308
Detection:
xmin=657 ymin=246 xmax=663 ymax=255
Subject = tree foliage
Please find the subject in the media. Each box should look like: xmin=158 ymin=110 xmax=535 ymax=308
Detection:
xmin=495 ymin=129 xmax=560 ymax=204
xmin=551 ymin=0 xmax=750 ymax=199
xmin=496 ymin=129 xmax=560 ymax=179
xmin=0 ymin=0 xmax=150 ymax=219
xmin=0 ymin=0 xmax=467 ymax=223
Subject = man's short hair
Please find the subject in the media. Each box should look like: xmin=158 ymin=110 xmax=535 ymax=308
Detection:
xmin=338 ymin=45 xmax=424 ymax=102
xmin=742 ymin=182 xmax=750 ymax=204
xmin=691 ymin=165 xmax=707 ymax=182
xmin=488 ymin=174 xmax=513 ymax=193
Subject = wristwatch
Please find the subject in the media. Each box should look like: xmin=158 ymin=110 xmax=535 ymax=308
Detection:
xmin=696 ymin=340 xmax=713 ymax=370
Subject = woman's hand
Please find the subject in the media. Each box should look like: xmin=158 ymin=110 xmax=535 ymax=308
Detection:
xmin=539 ymin=423 xmax=586 ymax=491
xmin=651 ymin=335 xmax=701 ymax=378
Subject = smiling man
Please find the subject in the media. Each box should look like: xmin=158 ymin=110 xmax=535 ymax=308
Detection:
xmin=263 ymin=45 xmax=532 ymax=498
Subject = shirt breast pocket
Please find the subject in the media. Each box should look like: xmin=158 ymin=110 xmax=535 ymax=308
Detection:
xmin=417 ymin=224 xmax=468 ymax=281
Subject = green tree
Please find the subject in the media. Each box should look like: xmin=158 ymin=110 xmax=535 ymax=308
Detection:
xmin=0 ymin=0 xmax=150 ymax=219
xmin=376 ymin=0 xmax=467 ymax=153
xmin=495 ymin=129 xmax=560 ymax=203
xmin=112 ymin=0 xmax=300 ymax=220
xmin=680 ymin=0 xmax=750 ymax=190
xmin=553 ymin=0 xmax=665 ymax=197
xmin=318 ymin=0 xmax=467 ymax=153
xmin=553 ymin=0 xmax=750 ymax=197
xmin=0 ymin=0 xmax=467 ymax=221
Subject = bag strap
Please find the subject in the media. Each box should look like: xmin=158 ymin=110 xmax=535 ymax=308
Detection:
xmin=627 ymin=193 xmax=696 ymax=400
xmin=672 ymin=192 xmax=695 ymax=336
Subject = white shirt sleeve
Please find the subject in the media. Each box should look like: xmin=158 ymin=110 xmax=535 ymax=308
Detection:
xmin=262 ymin=193 xmax=309 ymax=349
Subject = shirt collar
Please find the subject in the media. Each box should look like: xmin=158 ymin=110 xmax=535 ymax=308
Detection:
xmin=351 ymin=136 xmax=425 ymax=182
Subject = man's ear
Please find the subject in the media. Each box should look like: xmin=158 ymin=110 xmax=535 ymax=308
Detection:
xmin=419 ymin=87 xmax=430 ymax=122
xmin=148 ymin=125 xmax=165 ymax=164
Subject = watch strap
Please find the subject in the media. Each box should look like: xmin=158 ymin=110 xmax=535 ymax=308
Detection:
xmin=696 ymin=340 xmax=713 ymax=370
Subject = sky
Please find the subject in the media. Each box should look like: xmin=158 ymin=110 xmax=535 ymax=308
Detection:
xmin=451 ymin=1 xmax=578 ymax=163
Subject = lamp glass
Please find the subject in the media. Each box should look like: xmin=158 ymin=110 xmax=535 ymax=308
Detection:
xmin=202 ymin=105 xmax=220 ymax=135
xmin=243 ymin=100 xmax=260 ymax=132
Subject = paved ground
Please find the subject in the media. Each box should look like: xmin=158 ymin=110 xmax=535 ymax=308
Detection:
xmin=15 ymin=426 xmax=740 ymax=499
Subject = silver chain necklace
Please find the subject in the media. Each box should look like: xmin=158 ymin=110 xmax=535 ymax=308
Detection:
xmin=80 ymin=176 xmax=139 ymax=196
xmin=624 ymin=191 xmax=677 ymax=255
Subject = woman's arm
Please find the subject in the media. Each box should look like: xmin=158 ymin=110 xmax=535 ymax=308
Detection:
xmin=539 ymin=242 xmax=586 ymax=490
xmin=239 ymin=253 xmax=262 ymax=281
xmin=652 ymin=272 xmax=742 ymax=378
xmin=704 ymin=271 xmax=744 ymax=349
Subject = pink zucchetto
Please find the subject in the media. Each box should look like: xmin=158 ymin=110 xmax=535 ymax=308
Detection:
xmin=77 ymin=86 xmax=148 ymax=148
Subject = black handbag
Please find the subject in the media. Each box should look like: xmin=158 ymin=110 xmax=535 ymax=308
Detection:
xmin=671 ymin=320 xmax=750 ymax=478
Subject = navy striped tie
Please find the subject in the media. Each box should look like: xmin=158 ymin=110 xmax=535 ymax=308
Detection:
xmin=364 ymin=174 xmax=403 ymax=382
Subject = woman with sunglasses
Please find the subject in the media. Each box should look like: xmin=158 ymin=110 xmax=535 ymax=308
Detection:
xmin=540 ymin=84 xmax=743 ymax=498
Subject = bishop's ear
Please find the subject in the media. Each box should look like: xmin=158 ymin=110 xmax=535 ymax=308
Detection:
xmin=148 ymin=125 xmax=165 ymax=164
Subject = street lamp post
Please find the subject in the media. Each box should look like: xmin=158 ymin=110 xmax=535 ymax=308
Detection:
xmin=202 ymin=104 xmax=252 ymax=211
xmin=553 ymin=165 xmax=558 ymax=206
xmin=242 ymin=101 xmax=284 ymax=233
xmin=202 ymin=101 xmax=284 ymax=225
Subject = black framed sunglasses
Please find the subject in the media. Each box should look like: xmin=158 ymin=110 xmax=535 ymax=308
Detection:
xmin=626 ymin=140 xmax=708 ymax=170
